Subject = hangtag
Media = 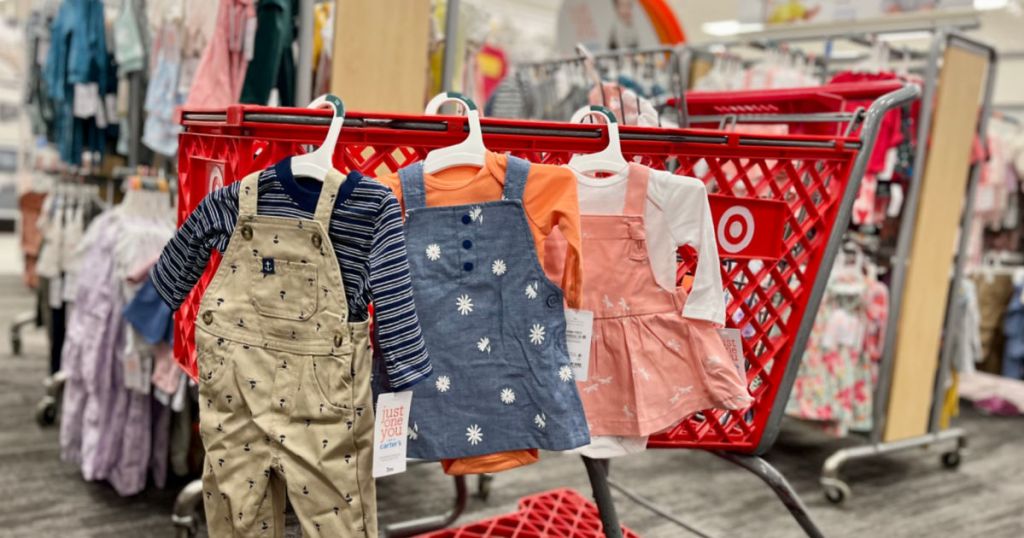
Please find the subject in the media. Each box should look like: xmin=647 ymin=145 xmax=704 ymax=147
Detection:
xmin=716 ymin=328 xmax=746 ymax=380
xmin=72 ymin=83 xmax=100 ymax=119
xmin=105 ymin=94 xmax=119 ymax=125
xmin=565 ymin=309 xmax=594 ymax=381
xmin=879 ymin=147 xmax=898 ymax=180
xmin=372 ymin=391 xmax=412 ymax=478
xmin=243 ymin=16 xmax=257 ymax=62
xmin=262 ymin=257 xmax=275 ymax=275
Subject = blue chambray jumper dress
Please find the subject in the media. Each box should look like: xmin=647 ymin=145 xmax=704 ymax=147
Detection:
xmin=396 ymin=157 xmax=590 ymax=460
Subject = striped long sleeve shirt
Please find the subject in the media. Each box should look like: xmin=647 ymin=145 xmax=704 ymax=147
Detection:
xmin=152 ymin=159 xmax=431 ymax=390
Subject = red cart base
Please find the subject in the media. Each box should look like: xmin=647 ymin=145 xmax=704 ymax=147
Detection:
xmin=416 ymin=488 xmax=639 ymax=538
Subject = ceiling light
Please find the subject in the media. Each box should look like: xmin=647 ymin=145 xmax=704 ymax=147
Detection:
xmin=701 ymin=20 xmax=765 ymax=37
xmin=974 ymin=0 xmax=1009 ymax=10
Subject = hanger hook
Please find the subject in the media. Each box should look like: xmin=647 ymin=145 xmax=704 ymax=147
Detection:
xmin=424 ymin=92 xmax=479 ymax=115
xmin=309 ymin=93 xmax=345 ymax=117
xmin=569 ymin=105 xmax=622 ymax=162
xmin=307 ymin=93 xmax=345 ymax=148
xmin=424 ymin=91 xmax=483 ymax=145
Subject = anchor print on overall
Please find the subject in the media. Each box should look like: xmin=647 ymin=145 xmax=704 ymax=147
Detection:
xmin=194 ymin=170 xmax=377 ymax=537
xmin=552 ymin=164 xmax=752 ymax=436
xmin=396 ymin=157 xmax=590 ymax=459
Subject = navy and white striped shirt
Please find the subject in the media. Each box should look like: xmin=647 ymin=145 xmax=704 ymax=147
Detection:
xmin=152 ymin=159 xmax=431 ymax=390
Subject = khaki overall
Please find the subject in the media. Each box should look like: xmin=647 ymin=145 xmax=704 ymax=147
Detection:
xmin=195 ymin=170 xmax=375 ymax=537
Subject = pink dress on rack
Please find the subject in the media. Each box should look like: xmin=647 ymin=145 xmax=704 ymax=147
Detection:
xmin=547 ymin=164 xmax=751 ymax=438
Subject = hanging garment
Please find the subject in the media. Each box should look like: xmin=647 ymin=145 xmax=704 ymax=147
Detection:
xmin=185 ymin=0 xmax=254 ymax=108
xmin=151 ymin=159 xmax=430 ymax=385
xmin=378 ymin=151 xmax=584 ymax=309
xmin=1003 ymin=284 xmax=1024 ymax=380
xmin=392 ymin=158 xmax=590 ymax=470
xmin=59 ymin=208 xmax=172 ymax=496
xmin=972 ymin=273 xmax=1016 ymax=374
xmin=550 ymin=164 xmax=750 ymax=442
xmin=193 ymin=170 xmax=377 ymax=537
xmin=787 ymin=265 xmax=883 ymax=436
xmin=240 ymin=0 xmax=297 ymax=106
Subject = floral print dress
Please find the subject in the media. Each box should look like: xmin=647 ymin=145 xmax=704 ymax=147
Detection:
xmin=787 ymin=266 xmax=888 ymax=436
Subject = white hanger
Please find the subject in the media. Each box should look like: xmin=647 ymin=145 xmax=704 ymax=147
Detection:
xmin=422 ymin=92 xmax=486 ymax=174
xmin=568 ymin=105 xmax=629 ymax=177
xmin=291 ymin=94 xmax=345 ymax=181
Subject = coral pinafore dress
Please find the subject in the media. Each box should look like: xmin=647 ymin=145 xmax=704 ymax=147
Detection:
xmin=395 ymin=157 xmax=590 ymax=460
xmin=565 ymin=164 xmax=751 ymax=436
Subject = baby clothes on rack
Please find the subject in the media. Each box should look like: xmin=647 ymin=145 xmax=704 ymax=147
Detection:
xmin=546 ymin=164 xmax=750 ymax=457
xmin=381 ymin=157 xmax=590 ymax=475
xmin=379 ymin=151 xmax=584 ymax=308
xmin=152 ymin=158 xmax=430 ymax=385
xmin=972 ymin=272 xmax=1017 ymax=375
xmin=59 ymin=192 xmax=177 ymax=496
xmin=187 ymin=170 xmax=377 ymax=537
xmin=185 ymin=0 xmax=254 ymax=108
xmin=787 ymin=255 xmax=888 ymax=436
xmin=1003 ymin=283 xmax=1024 ymax=380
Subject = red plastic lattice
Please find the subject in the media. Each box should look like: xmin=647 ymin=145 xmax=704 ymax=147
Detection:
xmin=175 ymin=106 xmax=865 ymax=454
xmin=416 ymin=488 xmax=639 ymax=538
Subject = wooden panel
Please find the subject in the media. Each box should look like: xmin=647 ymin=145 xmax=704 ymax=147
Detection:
xmin=883 ymin=46 xmax=989 ymax=441
xmin=689 ymin=56 xmax=712 ymax=89
xmin=330 ymin=0 xmax=431 ymax=113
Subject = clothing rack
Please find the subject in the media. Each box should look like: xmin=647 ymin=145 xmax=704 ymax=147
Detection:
xmin=796 ymin=30 xmax=998 ymax=505
xmin=514 ymin=43 xmax=692 ymax=127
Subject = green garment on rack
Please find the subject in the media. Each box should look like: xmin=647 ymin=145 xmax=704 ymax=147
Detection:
xmin=240 ymin=0 xmax=297 ymax=106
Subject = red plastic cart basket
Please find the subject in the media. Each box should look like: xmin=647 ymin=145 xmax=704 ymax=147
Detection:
xmin=177 ymin=84 xmax=912 ymax=457
xmin=172 ymin=81 xmax=916 ymax=536
xmin=417 ymin=488 xmax=639 ymax=538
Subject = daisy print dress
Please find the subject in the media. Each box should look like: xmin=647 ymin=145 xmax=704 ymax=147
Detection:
xmin=391 ymin=157 xmax=590 ymax=460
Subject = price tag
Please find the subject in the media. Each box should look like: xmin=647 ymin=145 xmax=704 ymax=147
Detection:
xmin=716 ymin=328 xmax=746 ymax=380
xmin=73 ymin=83 xmax=100 ymax=119
xmin=565 ymin=309 xmax=594 ymax=382
xmin=372 ymin=391 xmax=412 ymax=478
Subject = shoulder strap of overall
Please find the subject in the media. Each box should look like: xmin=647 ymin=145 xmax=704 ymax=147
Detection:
xmin=237 ymin=172 xmax=262 ymax=218
xmin=398 ymin=161 xmax=427 ymax=215
xmin=311 ymin=169 xmax=345 ymax=229
xmin=622 ymin=163 xmax=650 ymax=216
xmin=502 ymin=155 xmax=530 ymax=201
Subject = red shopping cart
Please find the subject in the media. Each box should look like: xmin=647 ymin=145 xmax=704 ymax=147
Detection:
xmin=171 ymin=80 xmax=917 ymax=537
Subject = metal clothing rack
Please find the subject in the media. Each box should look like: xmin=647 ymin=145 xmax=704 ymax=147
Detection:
xmin=514 ymin=43 xmax=693 ymax=127
xmin=807 ymin=31 xmax=998 ymax=505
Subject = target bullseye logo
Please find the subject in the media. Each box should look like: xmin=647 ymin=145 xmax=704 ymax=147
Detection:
xmin=717 ymin=206 xmax=755 ymax=254
xmin=208 ymin=164 xmax=225 ymax=192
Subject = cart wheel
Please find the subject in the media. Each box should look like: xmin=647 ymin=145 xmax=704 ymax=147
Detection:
xmin=10 ymin=333 xmax=21 ymax=356
xmin=476 ymin=473 xmax=494 ymax=501
xmin=35 ymin=397 xmax=57 ymax=426
xmin=822 ymin=481 xmax=850 ymax=505
xmin=941 ymin=450 xmax=962 ymax=469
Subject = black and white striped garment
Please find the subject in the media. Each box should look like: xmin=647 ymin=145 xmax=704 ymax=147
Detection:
xmin=152 ymin=159 xmax=431 ymax=390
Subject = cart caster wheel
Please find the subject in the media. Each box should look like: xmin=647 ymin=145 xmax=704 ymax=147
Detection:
xmin=822 ymin=481 xmax=850 ymax=505
xmin=941 ymin=451 xmax=962 ymax=469
xmin=476 ymin=473 xmax=494 ymax=501
xmin=35 ymin=398 xmax=57 ymax=426
xmin=11 ymin=334 xmax=21 ymax=356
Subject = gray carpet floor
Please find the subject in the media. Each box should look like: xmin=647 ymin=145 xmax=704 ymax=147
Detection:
xmin=0 ymin=274 xmax=1021 ymax=538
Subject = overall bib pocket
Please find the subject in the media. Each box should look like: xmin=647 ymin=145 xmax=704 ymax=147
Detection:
xmin=249 ymin=258 xmax=319 ymax=321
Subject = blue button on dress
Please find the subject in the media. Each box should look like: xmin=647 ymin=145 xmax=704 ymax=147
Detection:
xmin=394 ymin=157 xmax=590 ymax=460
